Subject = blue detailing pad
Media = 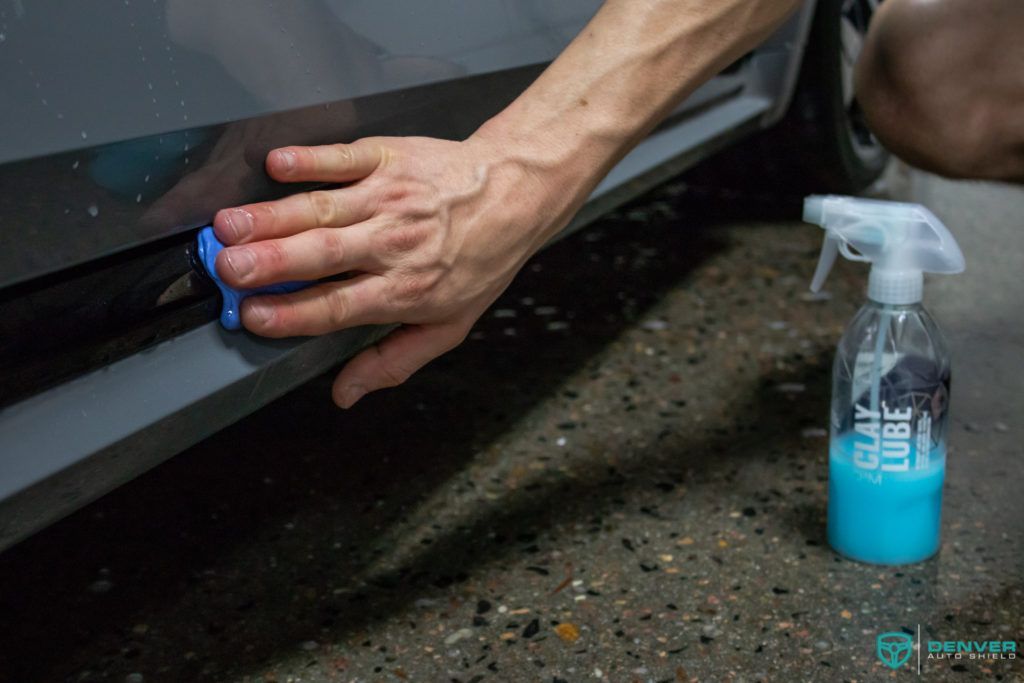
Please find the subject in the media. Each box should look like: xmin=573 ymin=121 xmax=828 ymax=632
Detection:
xmin=196 ymin=226 xmax=313 ymax=330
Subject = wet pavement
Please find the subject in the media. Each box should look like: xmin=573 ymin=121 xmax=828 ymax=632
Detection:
xmin=0 ymin=165 xmax=1021 ymax=683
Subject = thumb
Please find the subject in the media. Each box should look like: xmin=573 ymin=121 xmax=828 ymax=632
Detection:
xmin=332 ymin=323 xmax=468 ymax=408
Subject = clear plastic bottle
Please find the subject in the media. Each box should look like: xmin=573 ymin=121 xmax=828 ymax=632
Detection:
xmin=803 ymin=195 xmax=964 ymax=565
xmin=827 ymin=299 xmax=951 ymax=563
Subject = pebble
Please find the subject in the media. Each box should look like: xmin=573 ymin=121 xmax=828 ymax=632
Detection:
xmin=443 ymin=628 xmax=474 ymax=646
xmin=994 ymin=421 xmax=1009 ymax=433
xmin=642 ymin=319 xmax=669 ymax=331
xmin=800 ymin=290 xmax=832 ymax=302
xmin=554 ymin=623 xmax=581 ymax=643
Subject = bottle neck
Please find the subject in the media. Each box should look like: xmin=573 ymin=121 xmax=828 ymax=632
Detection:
xmin=864 ymin=296 xmax=921 ymax=313
xmin=868 ymin=268 xmax=923 ymax=305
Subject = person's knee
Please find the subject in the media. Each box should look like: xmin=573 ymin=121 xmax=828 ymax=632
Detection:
xmin=855 ymin=0 xmax=1023 ymax=181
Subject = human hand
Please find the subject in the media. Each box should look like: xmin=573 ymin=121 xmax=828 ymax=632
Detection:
xmin=213 ymin=133 xmax=581 ymax=408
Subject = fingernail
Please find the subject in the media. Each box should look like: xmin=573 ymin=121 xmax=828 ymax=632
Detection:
xmin=245 ymin=298 xmax=272 ymax=325
xmin=274 ymin=150 xmax=297 ymax=173
xmin=224 ymin=209 xmax=253 ymax=241
xmin=225 ymin=247 xmax=255 ymax=279
xmin=339 ymin=384 xmax=368 ymax=409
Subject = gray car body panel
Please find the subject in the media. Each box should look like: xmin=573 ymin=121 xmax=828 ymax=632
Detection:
xmin=0 ymin=1 xmax=817 ymax=549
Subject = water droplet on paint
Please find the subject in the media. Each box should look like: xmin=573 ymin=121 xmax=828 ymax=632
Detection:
xmin=87 ymin=204 xmax=99 ymax=217
xmin=72 ymin=160 xmax=79 ymax=169
xmin=135 ymin=194 xmax=142 ymax=203
xmin=80 ymin=131 xmax=88 ymax=139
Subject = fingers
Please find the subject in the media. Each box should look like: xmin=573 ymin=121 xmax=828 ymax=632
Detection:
xmin=215 ymin=225 xmax=376 ymax=289
xmin=331 ymin=323 xmax=468 ymax=408
xmin=266 ymin=139 xmax=386 ymax=184
xmin=213 ymin=185 xmax=375 ymax=245
xmin=240 ymin=274 xmax=390 ymax=337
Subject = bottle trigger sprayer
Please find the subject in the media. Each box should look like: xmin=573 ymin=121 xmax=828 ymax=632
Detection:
xmin=803 ymin=195 xmax=965 ymax=564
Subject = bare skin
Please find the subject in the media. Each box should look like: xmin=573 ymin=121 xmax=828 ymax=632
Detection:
xmin=213 ymin=0 xmax=801 ymax=408
xmin=856 ymin=0 xmax=1024 ymax=183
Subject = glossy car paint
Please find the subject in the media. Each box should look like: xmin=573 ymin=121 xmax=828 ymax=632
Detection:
xmin=0 ymin=0 xmax=817 ymax=549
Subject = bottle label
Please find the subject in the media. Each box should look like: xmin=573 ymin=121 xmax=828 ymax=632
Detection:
xmin=833 ymin=353 xmax=950 ymax=477
xmin=851 ymin=402 xmax=913 ymax=472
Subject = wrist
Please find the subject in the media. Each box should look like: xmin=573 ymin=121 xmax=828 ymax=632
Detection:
xmin=465 ymin=123 xmax=590 ymax=252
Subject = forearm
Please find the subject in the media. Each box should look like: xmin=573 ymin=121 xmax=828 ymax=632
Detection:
xmin=475 ymin=0 xmax=801 ymax=238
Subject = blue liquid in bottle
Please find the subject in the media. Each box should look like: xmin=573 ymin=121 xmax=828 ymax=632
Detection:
xmin=828 ymin=433 xmax=945 ymax=564
xmin=826 ymin=302 xmax=952 ymax=565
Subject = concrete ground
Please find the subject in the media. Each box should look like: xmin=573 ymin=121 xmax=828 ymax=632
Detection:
xmin=0 ymin=164 xmax=1020 ymax=683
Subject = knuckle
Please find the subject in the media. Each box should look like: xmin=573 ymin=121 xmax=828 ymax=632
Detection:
xmin=253 ymin=202 xmax=277 ymax=230
xmin=257 ymin=240 xmax=289 ymax=276
xmin=381 ymin=222 xmax=430 ymax=255
xmin=317 ymin=229 xmax=346 ymax=268
xmin=322 ymin=287 xmax=350 ymax=328
xmin=307 ymin=190 xmax=336 ymax=226
xmin=390 ymin=275 xmax=428 ymax=305
xmin=379 ymin=182 xmax=413 ymax=205
xmin=331 ymin=144 xmax=356 ymax=169
xmin=376 ymin=354 xmax=412 ymax=388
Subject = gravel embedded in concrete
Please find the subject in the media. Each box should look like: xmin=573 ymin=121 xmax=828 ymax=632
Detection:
xmin=0 ymin=168 xmax=1020 ymax=683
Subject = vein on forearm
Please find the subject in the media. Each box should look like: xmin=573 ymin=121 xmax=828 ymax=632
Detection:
xmin=482 ymin=0 xmax=802 ymax=175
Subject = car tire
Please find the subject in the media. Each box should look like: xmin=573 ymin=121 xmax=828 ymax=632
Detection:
xmin=785 ymin=0 xmax=889 ymax=193
xmin=694 ymin=0 xmax=889 ymax=196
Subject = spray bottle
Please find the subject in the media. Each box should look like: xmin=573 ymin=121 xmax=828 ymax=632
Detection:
xmin=803 ymin=195 xmax=965 ymax=564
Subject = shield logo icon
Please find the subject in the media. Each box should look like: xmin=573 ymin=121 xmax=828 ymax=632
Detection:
xmin=877 ymin=632 xmax=914 ymax=669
